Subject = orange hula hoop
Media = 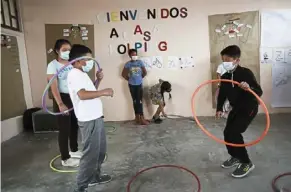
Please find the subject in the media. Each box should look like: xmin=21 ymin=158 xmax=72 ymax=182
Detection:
xmin=191 ymin=79 xmax=270 ymax=147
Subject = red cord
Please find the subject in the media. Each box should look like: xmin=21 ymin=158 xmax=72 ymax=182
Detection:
xmin=272 ymin=172 xmax=291 ymax=192
xmin=127 ymin=164 xmax=201 ymax=192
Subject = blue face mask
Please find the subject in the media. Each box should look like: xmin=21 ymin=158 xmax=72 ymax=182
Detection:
xmin=82 ymin=60 xmax=94 ymax=72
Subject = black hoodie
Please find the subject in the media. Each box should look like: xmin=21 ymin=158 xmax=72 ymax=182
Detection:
xmin=217 ymin=65 xmax=263 ymax=112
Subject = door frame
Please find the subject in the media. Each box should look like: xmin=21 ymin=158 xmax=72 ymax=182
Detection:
xmin=1 ymin=28 xmax=33 ymax=109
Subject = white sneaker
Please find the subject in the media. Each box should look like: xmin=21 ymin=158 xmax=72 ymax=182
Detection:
xmin=61 ymin=158 xmax=80 ymax=167
xmin=70 ymin=151 xmax=83 ymax=158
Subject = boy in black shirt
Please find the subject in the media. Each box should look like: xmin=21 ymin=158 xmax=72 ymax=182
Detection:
xmin=216 ymin=45 xmax=263 ymax=178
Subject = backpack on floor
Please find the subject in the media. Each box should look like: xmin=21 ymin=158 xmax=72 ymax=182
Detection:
xmin=23 ymin=107 xmax=42 ymax=132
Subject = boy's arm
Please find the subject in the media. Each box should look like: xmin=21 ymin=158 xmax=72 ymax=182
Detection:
xmin=77 ymin=89 xmax=108 ymax=100
xmin=159 ymin=101 xmax=166 ymax=115
xmin=121 ymin=67 xmax=129 ymax=80
xmin=140 ymin=60 xmax=147 ymax=78
xmin=245 ymin=69 xmax=263 ymax=97
xmin=68 ymin=73 xmax=111 ymax=100
xmin=216 ymin=79 xmax=227 ymax=112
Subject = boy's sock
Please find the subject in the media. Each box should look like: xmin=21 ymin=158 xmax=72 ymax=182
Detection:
xmin=231 ymin=162 xmax=255 ymax=178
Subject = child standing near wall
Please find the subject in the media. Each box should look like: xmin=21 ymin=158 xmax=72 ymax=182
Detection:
xmin=216 ymin=45 xmax=263 ymax=178
xmin=121 ymin=49 xmax=149 ymax=125
xmin=67 ymin=44 xmax=113 ymax=192
xmin=149 ymin=79 xmax=172 ymax=124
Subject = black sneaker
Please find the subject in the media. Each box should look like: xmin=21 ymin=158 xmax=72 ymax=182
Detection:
xmin=231 ymin=163 xmax=255 ymax=178
xmin=152 ymin=116 xmax=163 ymax=124
xmin=88 ymin=174 xmax=112 ymax=187
xmin=73 ymin=187 xmax=88 ymax=192
xmin=221 ymin=157 xmax=240 ymax=168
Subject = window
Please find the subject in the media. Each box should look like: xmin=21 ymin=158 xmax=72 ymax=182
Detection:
xmin=1 ymin=0 xmax=21 ymax=31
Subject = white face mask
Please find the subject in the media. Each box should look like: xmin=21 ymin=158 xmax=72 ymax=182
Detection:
xmin=60 ymin=51 xmax=70 ymax=60
xmin=131 ymin=56 xmax=138 ymax=61
xmin=82 ymin=60 xmax=94 ymax=72
xmin=223 ymin=62 xmax=236 ymax=71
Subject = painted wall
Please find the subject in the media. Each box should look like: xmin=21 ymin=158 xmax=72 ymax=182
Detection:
xmin=22 ymin=0 xmax=291 ymax=121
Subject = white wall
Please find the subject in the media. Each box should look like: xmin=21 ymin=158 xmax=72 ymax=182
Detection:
xmin=22 ymin=0 xmax=291 ymax=122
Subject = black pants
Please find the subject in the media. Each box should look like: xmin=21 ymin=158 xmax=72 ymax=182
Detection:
xmin=223 ymin=106 xmax=258 ymax=163
xmin=53 ymin=93 xmax=78 ymax=160
xmin=128 ymin=84 xmax=143 ymax=115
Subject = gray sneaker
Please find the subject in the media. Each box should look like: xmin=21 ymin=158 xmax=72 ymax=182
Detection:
xmin=231 ymin=163 xmax=255 ymax=178
xmin=88 ymin=174 xmax=112 ymax=187
xmin=221 ymin=157 xmax=240 ymax=168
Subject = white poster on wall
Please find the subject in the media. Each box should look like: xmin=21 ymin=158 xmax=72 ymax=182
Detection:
xmin=140 ymin=57 xmax=152 ymax=70
xmin=261 ymin=9 xmax=291 ymax=48
xmin=167 ymin=56 xmax=180 ymax=69
xmin=271 ymin=63 xmax=291 ymax=107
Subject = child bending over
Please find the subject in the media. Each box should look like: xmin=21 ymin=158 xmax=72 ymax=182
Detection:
xmin=149 ymin=79 xmax=172 ymax=124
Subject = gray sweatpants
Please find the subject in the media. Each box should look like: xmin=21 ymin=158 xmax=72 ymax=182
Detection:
xmin=76 ymin=117 xmax=107 ymax=192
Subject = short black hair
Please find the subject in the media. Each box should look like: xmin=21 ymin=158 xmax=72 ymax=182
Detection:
xmin=220 ymin=45 xmax=241 ymax=58
xmin=53 ymin=39 xmax=71 ymax=54
xmin=161 ymin=81 xmax=172 ymax=99
xmin=128 ymin=49 xmax=137 ymax=56
xmin=69 ymin=44 xmax=92 ymax=61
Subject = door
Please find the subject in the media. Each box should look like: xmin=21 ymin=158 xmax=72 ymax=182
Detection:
xmin=1 ymin=34 xmax=27 ymax=120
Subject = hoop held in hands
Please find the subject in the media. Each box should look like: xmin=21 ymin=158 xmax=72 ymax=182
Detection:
xmin=191 ymin=79 xmax=270 ymax=147
xmin=42 ymin=56 xmax=101 ymax=116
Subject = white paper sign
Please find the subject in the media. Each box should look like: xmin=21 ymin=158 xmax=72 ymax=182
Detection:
xmin=151 ymin=56 xmax=163 ymax=69
xmin=180 ymin=56 xmax=194 ymax=68
xmin=261 ymin=10 xmax=291 ymax=47
xmin=140 ymin=57 xmax=152 ymax=70
xmin=167 ymin=56 xmax=180 ymax=69
xmin=82 ymin=37 xmax=88 ymax=40
xmin=260 ymin=47 xmax=273 ymax=64
xmin=274 ymin=49 xmax=285 ymax=63
xmin=272 ymin=63 xmax=291 ymax=107
xmin=63 ymin=29 xmax=70 ymax=33
xmin=284 ymin=48 xmax=291 ymax=64
xmin=47 ymin=48 xmax=53 ymax=54
xmin=63 ymin=33 xmax=70 ymax=37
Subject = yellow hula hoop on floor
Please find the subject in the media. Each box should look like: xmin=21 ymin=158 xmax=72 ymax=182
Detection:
xmin=49 ymin=153 xmax=108 ymax=173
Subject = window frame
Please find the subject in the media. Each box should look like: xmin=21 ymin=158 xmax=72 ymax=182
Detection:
xmin=1 ymin=0 xmax=21 ymax=32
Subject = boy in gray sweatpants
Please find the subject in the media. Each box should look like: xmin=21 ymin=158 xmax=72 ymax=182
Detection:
xmin=67 ymin=44 xmax=114 ymax=192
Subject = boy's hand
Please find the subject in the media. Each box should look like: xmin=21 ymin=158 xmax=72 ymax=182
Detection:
xmin=239 ymin=81 xmax=250 ymax=90
xmin=215 ymin=111 xmax=223 ymax=119
xmin=102 ymin=88 xmax=114 ymax=97
xmin=96 ymin=69 xmax=104 ymax=81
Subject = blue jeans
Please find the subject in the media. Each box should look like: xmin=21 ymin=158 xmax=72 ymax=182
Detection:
xmin=128 ymin=84 xmax=143 ymax=115
xmin=75 ymin=117 xmax=107 ymax=192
